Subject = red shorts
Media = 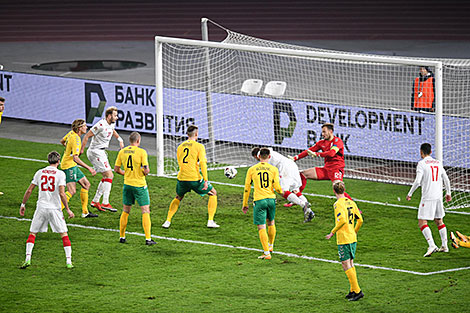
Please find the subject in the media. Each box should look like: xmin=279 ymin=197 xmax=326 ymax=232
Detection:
xmin=315 ymin=167 xmax=344 ymax=182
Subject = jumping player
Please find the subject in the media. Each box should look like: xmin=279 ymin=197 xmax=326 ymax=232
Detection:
xmin=289 ymin=123 xmax=352 ymax=200
xmin=81 ymin=106 xmax=124 ymax=213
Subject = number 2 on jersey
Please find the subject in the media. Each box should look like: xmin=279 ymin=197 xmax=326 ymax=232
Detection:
xmin=127 ymin=155 xmax=134 ymax=171
xmin=182 ymin=148 xmax=189 ymax=163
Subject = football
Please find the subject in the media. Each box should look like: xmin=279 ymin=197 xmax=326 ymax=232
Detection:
xmin=224 ymin=166 xmax=237 ymax=179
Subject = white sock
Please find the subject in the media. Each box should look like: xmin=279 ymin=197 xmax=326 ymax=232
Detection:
xmin=25 ymin=242 xmax=34 ymax=262
xmin=299 ymin=195 xmax=308 ymax=204
xmin=421 ymin=226 xmax=436 ymax=248
xmin=93 ymin=181 xmax=104 ymax=203
xmin=287 ymin=193 xmax=305 ymax=207
xmin=102 ymin=181 xmax=112 ymax=205
xmin=64 ymin=246 xmax=72 ymax=264
xmin=439 ymin=226 xmax=447 ymax=247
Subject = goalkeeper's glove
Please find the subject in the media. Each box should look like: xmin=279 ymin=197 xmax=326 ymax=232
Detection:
xmin=307 ymin=150 xmax=319 ymax=158
xmin=287 ymin=155 xmax=297 ymax=162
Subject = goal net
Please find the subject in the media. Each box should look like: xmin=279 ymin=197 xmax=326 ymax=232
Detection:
xmin=155 ymin=27 xmax=470 ymax=210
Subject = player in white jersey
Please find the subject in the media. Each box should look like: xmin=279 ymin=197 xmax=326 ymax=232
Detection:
xmin=251 ymin=147 xmax=315 ymax=222
xmin=81 ymin=106 xmax=124 ymax=212
xmin=19 ymin=151 xmax=75 ymax=269
xmin=406 ymin=143 xmax=452 ymax=257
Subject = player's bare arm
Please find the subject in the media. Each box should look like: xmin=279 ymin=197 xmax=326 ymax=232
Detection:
xmin=113 ymin=130 xmax=125 ymax=149
xmin=72 ymin=155 xmax=96 ymax=176
xmin=59 ymin=185 xmax=74 ymax=218
xmin=142 ymin=165 xmax=150 ymax=176
xmin=60 ymin=138 xmax=66 ymax=147
xmin=80 ymin=130 xmax=95 ymax=155
xmin=20 ymin=183 xmax=36 ymax=216
xmin=114 ymin=165 xmax=125 ymax=176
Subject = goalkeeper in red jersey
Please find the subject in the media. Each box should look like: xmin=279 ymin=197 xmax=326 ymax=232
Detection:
xmin=289 ymin=123 xmax=352 ymax=200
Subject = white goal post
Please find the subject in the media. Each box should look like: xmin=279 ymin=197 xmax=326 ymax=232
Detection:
xmin=154 ymin=34 xmax=469 ymax=209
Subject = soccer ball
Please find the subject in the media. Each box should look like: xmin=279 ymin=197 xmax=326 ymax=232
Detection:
xmin=224 ymin=166 xmax=237 ymax=179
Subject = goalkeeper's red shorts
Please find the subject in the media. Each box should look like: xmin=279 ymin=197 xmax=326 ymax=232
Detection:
xmin=315 ymin=167 xmax=344 ymax=182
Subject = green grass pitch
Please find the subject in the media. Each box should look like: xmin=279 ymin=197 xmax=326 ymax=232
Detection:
xmin=1 ymin=137 xmax=470 ymax=312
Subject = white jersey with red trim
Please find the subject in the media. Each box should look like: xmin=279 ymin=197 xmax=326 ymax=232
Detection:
xmin=408 ymin=156 xmax=451 ymax=201
xmin=267 ymin=148 xmax=298 ymax=178
xmin=89 ymin=118 xmax=115 ymax=150
xmin=31 ymin=166 xmax=66 ymax=209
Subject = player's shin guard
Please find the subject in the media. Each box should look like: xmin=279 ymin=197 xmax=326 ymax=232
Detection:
xmin=102 ymin=178 xmax=113 ymax=205
xmin=208 ymin=195 xmax=217 ymax=221
xmin=62 ymin=236 xmax=72 ymax=264
xmin=92 ymin=181 xmax=104 ymax=203
xmin=142 ymin=213 xmax=152 ymax=241
xmin=345 ymin=267 xmax=361 ymax=293
xmin=167 ymin=198 xmax=180 ymax=222
xmin=80 ymin=189 xmax=89 ymax=214
xmin=120 ymin=211 xmax=129 ymax=238
xmin=268 ymin=224 xmax=276 ymax=247
xmin=25 ymin=234 xmax=35 ymax=262
xmin=258 ymin=228 xmax=269 ymax=253
xmin=420 ymin=224 xmax=436 ymax=247
xmin=438 ymin=224 xmax=447 ymax=247
xmin=61 ymin=191 xmax=73 ymax=210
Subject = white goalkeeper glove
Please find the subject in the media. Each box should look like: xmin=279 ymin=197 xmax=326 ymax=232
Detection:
xmin=307 ymin=150 xmax=319 ymax=158
xmin=287 ymin=155 xmax=296 ymax=162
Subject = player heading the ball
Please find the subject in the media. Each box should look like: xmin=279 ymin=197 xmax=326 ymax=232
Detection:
xmin=81 ymin=106 xmax=125 ymax=213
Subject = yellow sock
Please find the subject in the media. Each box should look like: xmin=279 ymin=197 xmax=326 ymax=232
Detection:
xmin=61 ymin=191 xmax=72 ymax=210
xmin=208 ymin=195 xmax=217 ymax=221
xmin=268 ymin=224 xmax=276 ymax=246
xmin=258 ymin=228 xmax=269 ymax=253
xmin=80 ymin=189 xmax=89 ymax=214
xmin=142 ymin=213 xmax=152 ymax=240
xmin=120 ymin=212 xmax=129 ymax=238
xmin=345 ymin=267 xmax=361 ymax=293
xmin=167 ymin=198 xmax=180 ymax=222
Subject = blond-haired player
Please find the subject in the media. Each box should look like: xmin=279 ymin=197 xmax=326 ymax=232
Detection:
xmin=162 ymin=125 xmax=219 ymax=229
xmin=115 ymin=132 xmax=156 ymax=245
xmin=407 ymin=143 xmax=451 ymax=257
xmin=81 ymin=106 xmax=124 ymax=213
xmin=325 ymin=181 xmax=364 ymax=301
xmin=243 ymin=148 xmax=283 ymax=259
xmin=60 ymin=119 xmax=97 ymax=218
xmin=19 ymin=151 xmax=75 ymax=269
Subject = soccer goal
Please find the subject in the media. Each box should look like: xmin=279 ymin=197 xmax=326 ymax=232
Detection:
xmin=154 ymin=30 xmax=470 ymax=210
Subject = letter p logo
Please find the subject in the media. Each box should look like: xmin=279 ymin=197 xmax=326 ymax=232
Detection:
xmin=273 ymin=102 xmax=297 ymax=145
xmin=84 ymin=83 xmax=107 ymax=124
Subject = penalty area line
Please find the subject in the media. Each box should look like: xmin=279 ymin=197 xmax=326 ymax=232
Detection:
xmin=2 ymin=215 xmax=469 ymax=276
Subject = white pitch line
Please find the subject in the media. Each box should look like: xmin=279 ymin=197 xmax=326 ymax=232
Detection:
xmin=1 ymin=215 xmax=468 ymax=276
xmin=2 ymin=154 xmax=470 ymax=214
